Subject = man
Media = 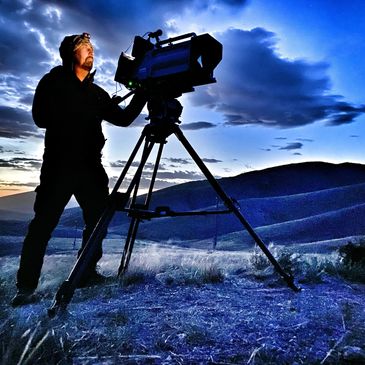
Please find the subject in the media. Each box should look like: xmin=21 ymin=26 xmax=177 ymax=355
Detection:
xmin=11 ymin=33 xmax=147 ymax=306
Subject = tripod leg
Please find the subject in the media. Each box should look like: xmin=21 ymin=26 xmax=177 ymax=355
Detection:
xmin=118 ymin=217 xmax=140 ymax=276
xmin=173 ymin=125 xmax=300 ymax=292
xmin=118 ymin=139 xmax=166 ymax=276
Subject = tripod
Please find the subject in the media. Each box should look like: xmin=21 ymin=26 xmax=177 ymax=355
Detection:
xmin=48 ymin=98 xmax=300 ymax=317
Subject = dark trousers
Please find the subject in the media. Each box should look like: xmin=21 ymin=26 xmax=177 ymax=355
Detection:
xmin=16 ymin=163 xmax=109 ymax=290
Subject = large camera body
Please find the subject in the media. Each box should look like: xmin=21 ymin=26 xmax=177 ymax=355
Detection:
xmin=115 ymin=30 xmax=222 ymax=97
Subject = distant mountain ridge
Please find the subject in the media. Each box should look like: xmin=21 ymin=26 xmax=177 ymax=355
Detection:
xmin=1 ymin=161 xmax=365 ymax=247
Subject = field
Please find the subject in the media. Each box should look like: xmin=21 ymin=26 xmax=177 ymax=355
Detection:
xmin=1 ymin=237 xmax=364 ymax=364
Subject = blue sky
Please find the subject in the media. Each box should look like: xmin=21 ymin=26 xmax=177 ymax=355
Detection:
xmin=0 ymin=0 xmax=364 ymax=196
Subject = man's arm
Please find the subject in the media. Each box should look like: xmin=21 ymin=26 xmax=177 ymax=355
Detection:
xmin=32 ymin=74 xmax=58 ymax=128
xmin=103 ymin=89 xmax=147 ymax=127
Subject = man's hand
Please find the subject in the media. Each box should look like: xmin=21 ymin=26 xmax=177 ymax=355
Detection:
xmin=112 ymin=95 xmax=123 ymax=105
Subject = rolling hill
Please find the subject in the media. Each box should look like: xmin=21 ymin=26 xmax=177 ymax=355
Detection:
xmin=1 ymin=161 xmax=365 ymax=248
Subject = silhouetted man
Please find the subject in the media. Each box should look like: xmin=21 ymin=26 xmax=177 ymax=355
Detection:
xmin=11 ymin=33 xmax=146 ymax=306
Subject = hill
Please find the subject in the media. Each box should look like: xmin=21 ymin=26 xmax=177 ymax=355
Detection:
xmin=1 ymin=161 xmax=365 ymax=247
xmin=0 ymin=191 xmax=36 ymax=220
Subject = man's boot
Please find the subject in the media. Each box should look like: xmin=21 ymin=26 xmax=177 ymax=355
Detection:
xmin=11 ymin=288 xmax=38 ymax=307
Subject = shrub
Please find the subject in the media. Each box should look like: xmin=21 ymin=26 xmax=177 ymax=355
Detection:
xmin=200 ymin=264 xmax=225 ymax=284
xmin=249 ymin=244 xmax=301 ymax=276
xmin=119 ymin=269 xmax=155 ymax=287
xmin=336 ymin=239 xmax=365 ymax=283
xmin=250 ymin=248 xmax=271 ymax=271
xmin=338 ymin=240 xmax=365 ymax=267
xmin=299 ymin=256 xmax=327 ymax=284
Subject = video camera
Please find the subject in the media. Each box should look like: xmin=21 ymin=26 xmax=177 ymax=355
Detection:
xmin=114 ymin=29 xmax=222 ymax=97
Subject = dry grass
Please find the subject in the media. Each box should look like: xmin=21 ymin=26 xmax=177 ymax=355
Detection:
xmin=1 ymin=238 xmax=364 ymax=364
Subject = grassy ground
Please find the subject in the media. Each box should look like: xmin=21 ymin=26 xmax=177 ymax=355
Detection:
xmin=1 ymin=239 xmax=364 ymax=364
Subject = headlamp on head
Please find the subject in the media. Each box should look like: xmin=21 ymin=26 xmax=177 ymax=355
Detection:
xmin=59 ymin=32 xmax=92 ymax=69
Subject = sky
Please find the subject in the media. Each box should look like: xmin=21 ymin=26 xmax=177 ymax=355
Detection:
xmin=0 ymin=0 xmax=364 ymax=197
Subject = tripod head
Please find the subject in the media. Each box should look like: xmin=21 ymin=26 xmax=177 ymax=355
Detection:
xmin=145 ymin=97 xmax=183 ymax=141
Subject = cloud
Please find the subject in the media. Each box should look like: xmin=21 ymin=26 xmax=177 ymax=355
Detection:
xmin=326 ymin=104 xmax=365 ymax=125
xmin=0 ymin=2 xmax=52 ymax=75
xmin=0 ymin=106 xmax=40 ymax=139
xmin=181 ymin=121 xmax=217 ymax=130
xmin=296 ymin=138 xmax=314 ymax=142
xmin=156 ymin=170 xmax=204 ymax=180
xmin=109 ymin=175 xmax=181 ymax=191
xmin=202 ymin=158 xmax=222 ymax=163
xmin=279 ymin=142 xmax=303 ymax=150
xmin=191 ymin=27 xmax=365 ymax=128
xmin=33 ymin=0 xmax=247 ymax=60
xmin=109 ymin=167 xmax=205 ymax=191
xmin=163 ymin=158 xmax=191 ymax=165
xmin=0 ymin=157 xmax=42 ymax=171
xmin=1 ymin=0 xmax=362 ymax=155
xmin=0 ymin=180 xmax=38 ymax=189
xmin=109 ymin=160 xmax=167 ymax=171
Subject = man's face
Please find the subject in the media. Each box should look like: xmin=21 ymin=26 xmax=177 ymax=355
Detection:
xmin=74 ymin=43 xmax=94 ymax=71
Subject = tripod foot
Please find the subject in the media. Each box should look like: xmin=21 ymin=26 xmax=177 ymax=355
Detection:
xmin=47 ymin=280 xmax=74 ymax=318
xmin=47 ymin=306 xmax=58 ymax=318
xmin=285 ymin=274 xmax=301 ymax=292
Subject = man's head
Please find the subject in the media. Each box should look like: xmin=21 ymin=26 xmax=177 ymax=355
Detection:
xmin=59 ymin=32 xmax=94 ymax=71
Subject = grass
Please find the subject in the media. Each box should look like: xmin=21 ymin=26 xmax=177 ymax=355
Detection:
xmin=249 ymin=239 xmax=365 ymax=285
xmin=1 ymin=319 xmax=68 ymax=365
xmin=1 ymin=237 xmax=364 ymax=364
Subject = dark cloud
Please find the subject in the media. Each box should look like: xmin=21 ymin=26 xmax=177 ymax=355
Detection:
xmin=0 ymin=147 xmax=26 ymax=155
xmin=163 ymin=158 xmax=191 ymax=165
xmin=122 ymin=168 xmax=204 ymax=181
xmin=202 ymin=158 xmax=222 ymax=163
xmin=0 ymin=157 xmax=42 ymax=171
xmin=191 ymin=28 xmax=365 ymax=128
xmin=326 ymin=104 xmax=365 ymax=125
xmin=274 ymin=137 xmax=287 ymax=140
xmin=0 ymin=106 xmax=40 ymax=139
xmin=296 ymin=138 xmax=314 ymax=142
xmin=157 ymin=170 xmax=204 ymax=180
xmin=0 ymin=1 xmax=53 ymax=75
xmin=0 ymin=0 xmax=362 ymax=155
xmin=350 ymin=135 xmax=359 ymax=138
xmin=34 ymin=0 xmax=247 ymax=61
xmin=109 ymin=175 xmax=177 ymax=191
xmin=110 ymin=160 xmax=167 ymax=171
xmin=279 ymin=142 xmax=303 ymax=150
xmin=109 ymin=167 xmax=205 ymax=190
xmin=181 ymin=121 xmax=216 ymax=130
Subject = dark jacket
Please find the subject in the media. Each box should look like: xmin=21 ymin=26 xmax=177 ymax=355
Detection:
xmin=32 ymin=65 xmax=146 ymax=167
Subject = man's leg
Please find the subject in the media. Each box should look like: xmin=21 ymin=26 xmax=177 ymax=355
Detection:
xmin=74 ymin=165 xmax=109 ymax=281
xmin=16 ymin=178 xmax=73 ymax=292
